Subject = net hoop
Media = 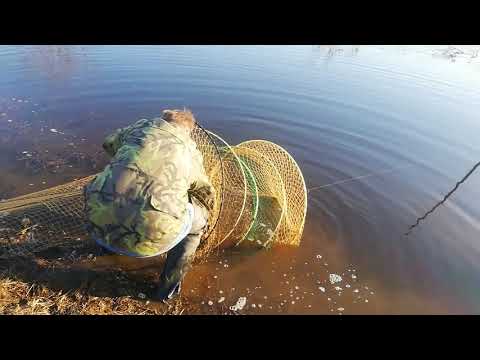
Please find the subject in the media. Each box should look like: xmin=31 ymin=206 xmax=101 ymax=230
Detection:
xmin=238 ymin=140 xmax=307 ymax=246
xmin=205 ymin=131 xmax=248 ymax=246
xmin=232 ymin=145 xmax=287 ymax=247
xmin=190 ymin=123 xmax=225 ymax=243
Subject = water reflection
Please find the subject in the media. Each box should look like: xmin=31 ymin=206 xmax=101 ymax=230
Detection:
xmin=432 ymin=46 xmax=480 ymax=62
xmin=313 ymin=45 xmax=360 ymax=57
xmin=313 ymin=45 xmax=480 ymax=65
xmin=21 ymin=45 xmax=83 ymax=81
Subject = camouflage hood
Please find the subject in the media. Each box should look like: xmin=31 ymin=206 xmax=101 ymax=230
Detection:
xmin=85 ymin=117 xmax=214 ymax=257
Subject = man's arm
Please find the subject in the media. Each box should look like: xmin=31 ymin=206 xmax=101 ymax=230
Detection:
xmin=102 ymin=119 xmax=151 ymax=157
xmin=189 ymin=149 xmax=216 ymax=211
xmin=102 ymin=128 xmax=126 ymax=157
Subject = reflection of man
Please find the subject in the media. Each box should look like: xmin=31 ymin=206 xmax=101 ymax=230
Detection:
xmin=84 ymin=109 xmax=215 ymax=301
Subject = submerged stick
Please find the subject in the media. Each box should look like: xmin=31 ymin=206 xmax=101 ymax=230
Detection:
xmin=405 ymin=160 xmax=480 ymax=235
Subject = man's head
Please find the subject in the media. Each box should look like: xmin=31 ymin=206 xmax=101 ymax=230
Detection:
xmin=162 ymin=109 xmax=196 ymax=133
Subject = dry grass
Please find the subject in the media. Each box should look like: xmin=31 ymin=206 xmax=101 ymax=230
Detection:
xmin=0 ymin=234 xmax=202 ymax=315
xmin=0 ymin=252 xmax=192 ymax=316
xmin=0 ymin=273 xmax=187 ymax=315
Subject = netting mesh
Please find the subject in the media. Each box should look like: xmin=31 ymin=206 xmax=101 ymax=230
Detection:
xmin=200 ymin=131 xmax=248 ymax=249
xmin=189 ymin=125 xmax=224 ymax=246
xmin=229 ymin=145 xmax=286 ymax=248
xmin=0 ymin=127 xmax=307 ymax=260
xmin=238 ymin=140 xmax=307 ymax=247
xmin=0 ymin=177 xmax=94 ymax=258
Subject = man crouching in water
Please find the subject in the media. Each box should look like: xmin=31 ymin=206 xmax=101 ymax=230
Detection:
xmin=84 ymin=109 xmax=215 ymax=302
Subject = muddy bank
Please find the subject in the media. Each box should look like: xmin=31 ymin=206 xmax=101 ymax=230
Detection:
xmin=0 ymin=242 xmax=186 ymax=315
xmin=0 ymin=239 xmax=246 ymax=315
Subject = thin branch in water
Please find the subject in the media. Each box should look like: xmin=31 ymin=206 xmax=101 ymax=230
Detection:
xmin=405 ymin=160 xmax=480 ymax=236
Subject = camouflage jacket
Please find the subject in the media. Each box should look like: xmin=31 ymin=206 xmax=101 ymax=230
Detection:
xmin=84 ymin=118 xmax=214 ymax=257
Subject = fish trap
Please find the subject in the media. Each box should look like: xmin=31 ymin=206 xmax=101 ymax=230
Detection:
xmin=0 ymin=126 xmax=307 ymax=259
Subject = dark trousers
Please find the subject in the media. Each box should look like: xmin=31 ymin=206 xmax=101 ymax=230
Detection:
xmin=156 ymin=199 xmax=209 ymax=300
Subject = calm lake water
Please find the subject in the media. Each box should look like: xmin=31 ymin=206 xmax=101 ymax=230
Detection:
xmin=1 ymin=45 xmax=480 ymax=314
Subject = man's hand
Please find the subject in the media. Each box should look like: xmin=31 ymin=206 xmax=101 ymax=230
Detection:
xmin=189 ymin=184 xmax=215 ymax=212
